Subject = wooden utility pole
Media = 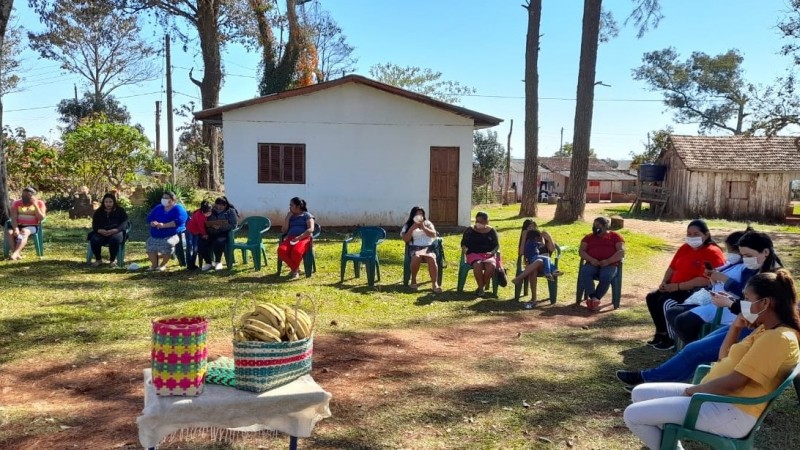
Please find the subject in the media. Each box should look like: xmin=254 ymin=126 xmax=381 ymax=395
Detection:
xmin=503 ymin=120 xmax=513 ymax=204
xmin=165 ymin=34 xmax=176 ymax=184
xmin=155 ymin=101 xmax=161 ymax=157
xmin=74 ymin=84 xmax=78 ymax=101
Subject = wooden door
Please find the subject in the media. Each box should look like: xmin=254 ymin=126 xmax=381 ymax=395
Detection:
xmin=429 ymin=147 xmax=459 ymax=225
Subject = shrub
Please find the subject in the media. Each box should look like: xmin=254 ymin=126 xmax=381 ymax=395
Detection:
xmin=145 ymin=183 xmax=194 ymax=209
xmin=46 ymin=193 xmax=75 ymax=212
xmin=116 ymin=196 xmax=133 ymax=210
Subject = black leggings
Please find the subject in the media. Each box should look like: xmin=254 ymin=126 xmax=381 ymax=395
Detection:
xmin=198 ymin=235 xmax=229 ymax=264
xmin=645 ymin=289 xmax=694 ymax=334
xmin=90 ymin=232 xmax=124 ymax=261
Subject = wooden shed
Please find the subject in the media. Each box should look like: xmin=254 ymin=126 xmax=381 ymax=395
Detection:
xmin=659 ymin=135 xmax=800 ymax=221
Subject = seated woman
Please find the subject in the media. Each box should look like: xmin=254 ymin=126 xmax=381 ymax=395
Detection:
xmin=199 ymin=196 xmax=238 ymax=271
xmin=616 ymin=232 xmax=784 ymax=388
xmin=146 ymin=191 xmax=188 ymax=271
xmin=512 ymin=220 xmax=561 ymax=304
xmin=88 ymin=193 xmax=129 ymax=267
xmin=624 ymin=270 xmax=800 ymax=450
xmin=277 ymin=197 xmax=315 ymax=279
xmin=7 ymin=186 xmax=46 ymax=260
xmin=401 ymin=206 xmax=441 ymax=293
xmin=461 ymin=211 xmax=500 ymax=297
xmin=645 ymin=219 xmax=726 ymax=350
xmin=577 ymin=217 xmax=626 ymax=311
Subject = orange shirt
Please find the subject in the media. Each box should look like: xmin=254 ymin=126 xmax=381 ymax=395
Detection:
xmin=11 ymin=199 xmax=46 ymax=226
xmin=668 ymin=243 xmax=725 ymax=284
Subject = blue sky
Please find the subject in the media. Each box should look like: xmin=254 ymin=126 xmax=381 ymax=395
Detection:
xmin=4 ymin=0 xmax=797 ymax=161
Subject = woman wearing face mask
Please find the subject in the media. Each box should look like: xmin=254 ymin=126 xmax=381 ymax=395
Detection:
xmin=665 ymin=229 xmax=750 ymax=344
xmin=645 ymin=219 xmax=726 ymax=350
xmin=624 ymin=269 xmax=800 ymax=450
xmin=88 ymin=193 xmax=129 ymax=267
xmin=146 ymin=191 xmax=189 ymax=271
xmin=577 ymin=217 xmax=626 ymax=311
xmin=461 ymin=211 xmax=500 ymax=297
xmin=401 ymin=206 xmax=440 ymax=293
xmin=199 ymin=196 xmax=238 ymax=271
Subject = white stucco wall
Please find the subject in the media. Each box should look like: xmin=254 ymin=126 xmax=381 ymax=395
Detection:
xmin=221 ymin=83 xmax=479 ymax=227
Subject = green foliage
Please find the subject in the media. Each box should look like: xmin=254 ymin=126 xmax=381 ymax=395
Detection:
xmin=554 ymin=142 xmax=597 ymax=158
xmin=44 ymin=193 xmax=75 ymax=212
xmin=61 ymin=115 xmax=167 ymax=198
xmin=632 ymin=47 xmax=753 ymax=134
xmin=3 ymin=127 xmax=66 ymax=193
xmin=0 ymin=24 xmax=22 ymax=95
xmin=369 ymin=63 xmax=476 ymax=104
xmin=116 ymin=196 xmax=133 ymax=210
xmin=473 ymin=130 xmax=505 ymax=181
xmin=145 ymin=183 xmax=194 ymax=209
xmin=630 ymin=126 xmax=672 ymax=169
xmin=175 ymin=113 xmax=211 ymax=187
xmin=56 ymin=92 xmax=131 ymax=133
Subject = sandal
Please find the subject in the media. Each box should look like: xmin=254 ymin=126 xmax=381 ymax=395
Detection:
xmin=432 ymin=286 xmax=442 ymax=293
xmin=409 ymin=283 xmax=419 ymax=291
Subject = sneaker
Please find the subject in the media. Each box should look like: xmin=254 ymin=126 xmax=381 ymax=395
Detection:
xmin=587 ymin=298 xmax=601 ymax=311
xmin=476 ymin=288 xmax=485 ymax=298
xmin=91 ymin=260 xmax=104 ymax=267
xmin=615 ymin=370 xmax=644 ymax=386
xmin=646 ymin=334 xmax=664 ymax=346
xmin=653 ymin=338 xmax=675 ymax=351
xmin=623 ymin=385 xmax=634 ymax=394
xmin=201 ymin=264 xmax=213 ymax=272
xmin=213 ymin=262 xmax=223 ymax=271
xmin=156 ymin=265 xmax=167 ymax=272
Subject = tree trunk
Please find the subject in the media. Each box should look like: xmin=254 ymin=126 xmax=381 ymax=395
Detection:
xmin=554 ymin=0 xmax=601 ymax=223
xmin=196 ymin=0 xmax=222 ymax=190
xmin=519 ymin=0 xmax=541 ymax=217
xmin=0 ymin=0 xmax=13 ymax=224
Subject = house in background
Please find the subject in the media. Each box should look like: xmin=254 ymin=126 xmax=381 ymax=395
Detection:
xmin=194 ymin=75 xmax=502 ymax=227
xmin=538 ymin=157 xmax=637 ymax=202
xmin=659 ymin=135 xmax=800 ymax=221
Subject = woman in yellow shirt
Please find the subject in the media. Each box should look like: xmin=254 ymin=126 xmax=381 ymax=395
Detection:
xmin=624 ymin=269 xmax=800 ymax=450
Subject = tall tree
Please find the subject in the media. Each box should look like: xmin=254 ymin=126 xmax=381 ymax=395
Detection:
xmin=473 ymin=130 xmax=505 ymax=181
xmin=28 ymin=2 xmax=157 ymax=102
xmin=56 ymin=92 xmax=132 ymax=133
xmin=369 ymin=63 xmax=476 ymax=104
xmin=519 ymin=0 xmax=541 ymax=217
xmin=0 ymin=0 xmax=14 ymax=225
xmin=554 ymin=0 xmax=602 ymax=223
xmin=630 ymin=125 xmax=672 ymax=168
xmin=553 ymin=142 xmax=596 ymax=158
xmin=632 ymin=48 xmax=752 ymax=134
xmin=0 ymin=24 xmax=21 ymax=95
xmin=303 ymin=1 xmax=356 ymax=81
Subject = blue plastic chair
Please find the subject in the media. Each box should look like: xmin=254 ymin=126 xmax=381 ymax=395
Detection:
xmin=277 ymin=222 xmax=321 ymax=277
xmin=340 ymin=226 xmax=386 ymax=287
xmin=575 ymin=258 xmax=623 ymax=309
xmin=514 ymin=245 xmax=563 ymax=304
xmin=660 ymin=364 xmax=800 ymax=449
xmin=4 ymin=218 xmax=46 ymax=259
xmin=227 ymin=216 xmax=271 ymax=271
xmin=85 ymin=222 xmax=132 ymax=267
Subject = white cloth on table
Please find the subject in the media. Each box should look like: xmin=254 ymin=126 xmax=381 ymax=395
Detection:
xmin=137 ymin=369 xmax=332 ymax=449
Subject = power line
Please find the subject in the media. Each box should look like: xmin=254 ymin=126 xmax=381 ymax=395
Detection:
xmin=4 ymin=91 xmax=164 ymax=113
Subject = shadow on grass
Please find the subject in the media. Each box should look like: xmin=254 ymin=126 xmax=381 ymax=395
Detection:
xmin=0 ymin=312 xmax=105 ymax=364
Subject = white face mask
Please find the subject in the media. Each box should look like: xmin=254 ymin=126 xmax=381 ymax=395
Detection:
xmin=686 ymin=236 xmax=704 ymax=248
xmin=742 ymin=256 xmax=761 ymax=270
xmin=414 ymin=215 xmax=424 ymax=224
xmin=474 ymin=223 xmax=486 ymax=230
xmin=161 ymin=199 xmax=170 ymax=207
xmin=740 ymin=299 xmax=766 ymax=324
xmin=726 ymin=253 xmax=742 ymax=264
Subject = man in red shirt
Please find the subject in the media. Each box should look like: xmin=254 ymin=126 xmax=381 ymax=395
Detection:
xmin=578 ymin=217 xmax=626 ymax=311
xmin=7 ymin=186 xmax=47 ymax=260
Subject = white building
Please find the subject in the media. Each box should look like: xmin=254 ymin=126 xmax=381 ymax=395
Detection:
xmin=194 ymin=75 xmax=501 ymax=227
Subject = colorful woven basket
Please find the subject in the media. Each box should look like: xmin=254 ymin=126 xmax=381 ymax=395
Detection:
xmin=151 ymin=316 xmax=208 ymax=396
xmin=233 ymin=337 xmax=313 ymax=392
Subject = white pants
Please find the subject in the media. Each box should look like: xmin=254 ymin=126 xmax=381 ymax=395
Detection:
xmin=623 ymin=383 xmax=757 ymax=450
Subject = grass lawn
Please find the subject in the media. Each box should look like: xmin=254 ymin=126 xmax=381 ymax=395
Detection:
xmin=1 ymin=205 xmax=799 ymax=449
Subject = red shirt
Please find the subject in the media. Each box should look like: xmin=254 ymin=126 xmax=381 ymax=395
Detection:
xmin=12 ymin=199 xmax=46 ymax=225
xmin=186 ymin=210 xmax=208 ymax=236
xmin=581 ymin=231 xmax=624 ymax=265
xmin=668 ymin=243 xmax=725 ymax=284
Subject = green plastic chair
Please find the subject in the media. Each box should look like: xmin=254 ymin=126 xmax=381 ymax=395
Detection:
xmin=227 ymin=216 xmax=271 ymax=271
xmin=85 ymin=222 xmax=132 ymax=267
xmin=660 ymin=363 xmax=800 ymax=450
xmin=340 ymin=226 xmax=386 ymax=287
xmin=402 ymin=237 xmax=445 ymax=287
xmin=514 ymin=245 xmax=563 ymax=304
xmin=456 ymin=251 xmax=500 ymax=296
xmin=277 ymin=222 xmax=321 ymax=277
xmin=4 ymin=218 xmax=46 ymax=259
xmin=575 ymin=258 xmax=623 ymax=309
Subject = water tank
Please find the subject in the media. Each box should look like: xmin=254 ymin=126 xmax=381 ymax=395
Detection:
xmin=639 ymin=164 xmax=667 ymax=182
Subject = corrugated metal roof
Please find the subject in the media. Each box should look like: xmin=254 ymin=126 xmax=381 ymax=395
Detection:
xmin=555 ymin=171 xmax=638 ymax=181
xmin=668 ymin=135 xmax=800 ymax=172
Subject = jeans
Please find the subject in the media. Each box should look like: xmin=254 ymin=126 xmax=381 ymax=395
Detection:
xmin=185 ymin=233 xmax=200 ymax=268
xmin=578 ymin=264 xmax=618 ymax=300
xmin=641 ymin=326 xmax=753 ymax=383
xmin=624 ymin=382 xmax=757 ymax=450
xmin=198 ymin=234 xmax=228 ymax=265
xmin=89 ymin=231 xmax=124 ymax=262
xmin=533 ymin=255 xmax=553 ymax=274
